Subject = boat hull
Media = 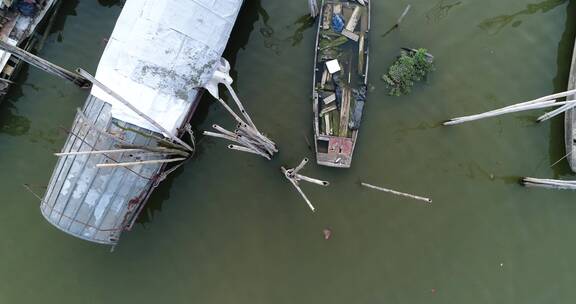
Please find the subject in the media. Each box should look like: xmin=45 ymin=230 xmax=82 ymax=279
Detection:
xmin=565 ymin=37 xmax=576 ymax=173
xmin=312 ymin=0 xmax=370 ymax=168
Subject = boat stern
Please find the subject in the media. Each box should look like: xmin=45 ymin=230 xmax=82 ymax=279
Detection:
xmin=315 ymin=135 xmax=354 ymax=168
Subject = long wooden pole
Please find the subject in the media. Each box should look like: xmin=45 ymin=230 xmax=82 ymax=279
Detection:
xmin=0 ymin=40 xmax=89 ymax=87
xmin=76 ymin=68 xmax=193 ymax=151
xmin=444 ymin=100 xmax=574 ymax=126
xmin=361 ymin=182 xmax=432 ymax=204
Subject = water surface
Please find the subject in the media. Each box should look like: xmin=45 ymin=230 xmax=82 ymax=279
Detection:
xmin=0 ymin=0 xmax=575 ymax=303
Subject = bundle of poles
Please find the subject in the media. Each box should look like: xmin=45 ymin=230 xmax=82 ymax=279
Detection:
xmin=282 ymin=158 xmax=330 ymax=212
xmin=204 ymin=82 xmax=278 ymax=160
xmin=444 ymin=88 xmax=576 ymax=126
xmin=522 ymin=177 xmax=576 ymax=190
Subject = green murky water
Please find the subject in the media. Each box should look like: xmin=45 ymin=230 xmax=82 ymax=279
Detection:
xmin=1 ymin=0 xmax=576 ymax=302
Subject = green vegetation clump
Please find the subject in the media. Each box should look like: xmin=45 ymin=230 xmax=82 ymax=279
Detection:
xmin=382 ymin=48 xmax=434 ymax=96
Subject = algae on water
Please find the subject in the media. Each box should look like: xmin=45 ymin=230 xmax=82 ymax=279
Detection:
xmin=382 ymin=48 xmax=434 ymax=96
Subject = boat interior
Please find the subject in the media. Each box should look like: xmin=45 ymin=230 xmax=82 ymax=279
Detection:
xmin=314 ymin=0 xmax=369 ymax=168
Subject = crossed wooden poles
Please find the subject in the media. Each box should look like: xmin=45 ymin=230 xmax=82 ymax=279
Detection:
xmin=281 ymin=158 xmax=330 ymax=212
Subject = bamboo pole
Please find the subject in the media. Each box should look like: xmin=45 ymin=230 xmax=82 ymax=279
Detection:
xmin=228 ymin=144 xmax=267 ymax=157
xmin=537 ymin=99 xmax=576 ymax=122
xmin=212 ymin=124 xmax=237 ymax=138
xmin=204 ymin=131 xmax=270 ymax=159
xmin=203 ymin=130 xmax=241 ymax=143
xmin=236 ymin=130 xmax=274 ymax=155
xmin=96 ymin=158 xmax=186 ymax=168
xmin=236 ymin=134 xmax=271 ymax=157
xmin=361 ymin=182 xmax=432 ymax=204
xmin=76 ymin=68 xmax=193 ymax=151
xmin=0 ymin=40 xmax=89 ymax=87
xmin=294 ymin=174 xmax=330 ymax=186
xmin=216 ymin=97 xmax=250 ymax=127
xmin=445 ymin=100 xmax=558 ymax=125
xmin=224 ymin=82 xmax=258 ymax=131
xmin=237 ymin=123 xmax=277 ymax=152
xmin=444 ymin=100 xmax=573 ymax=126
xmin=522 ymin=177 xmax=576 ymax=190
xmin=447 ymin=88 xmax=576 ymax=125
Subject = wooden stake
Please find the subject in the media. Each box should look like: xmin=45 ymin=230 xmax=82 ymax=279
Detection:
xmin=361 ymin=182 xmax=432 ymax=204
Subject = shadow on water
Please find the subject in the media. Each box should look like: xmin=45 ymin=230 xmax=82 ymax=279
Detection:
xmin=40 ymin=0 xmax=80 ymax=43
xmin=0 ymin=67 xmax=29 ymax=136
xmin=479 ymin=0 xmax=567 ymax=34
xmin=97 ymin=0 xmax=124 ymax=8
xmin=549 ymin=0 xmax=576 ymax=177
xmin=136 ymin=1 xmax=316 ymax=224
xmin=136 ymin=1 xmax=264 ymax=224
xmin=135 ymin=167 xmax=181 ymax=225
xmin=284 ymin=14 xmax=315 ymax=47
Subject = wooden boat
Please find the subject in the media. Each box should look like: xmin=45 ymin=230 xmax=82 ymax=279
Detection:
xmin=565 ymin=37 xmax=576 ymax=172
xmin=40 ymin=0 xmax=243 ymax=245
xmin=312 ymin=0 xmax=370 ymax=168
xmin=0 ymin=0 xmax=57 ymax=96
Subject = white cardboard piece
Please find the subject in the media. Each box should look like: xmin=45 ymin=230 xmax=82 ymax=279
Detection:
xmin=326 ymin=59 xmax=341 ymax=74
